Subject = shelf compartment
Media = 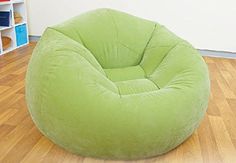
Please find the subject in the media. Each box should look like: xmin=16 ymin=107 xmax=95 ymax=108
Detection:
xmin=0 ymin=4 xmax=13 ymax=27
xmin=13 ymin=2 xmax=25 ymax=25
xmin=1 ymin=27 xmax=16 ymax=52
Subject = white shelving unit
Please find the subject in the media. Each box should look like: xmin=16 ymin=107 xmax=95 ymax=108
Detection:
xmin=0 ymin=0 xmax=28 ymax=55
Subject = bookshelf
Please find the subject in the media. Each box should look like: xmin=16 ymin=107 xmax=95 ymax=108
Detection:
xmin=0 ymin=0 xmax=28 ymax=55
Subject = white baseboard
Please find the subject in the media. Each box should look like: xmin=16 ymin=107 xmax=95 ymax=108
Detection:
xmin=199 ymin=49 xmax=236 ymax=59
xmin=29 ymin=35 xmax=40 ymax=42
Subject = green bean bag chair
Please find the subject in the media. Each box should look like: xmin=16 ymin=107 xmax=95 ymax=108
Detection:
xmin=26 ymin=8 xmax=210 ymax=160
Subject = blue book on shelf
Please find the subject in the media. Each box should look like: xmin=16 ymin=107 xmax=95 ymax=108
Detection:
xmin=0 ymin=11 xmax=10 ymax=27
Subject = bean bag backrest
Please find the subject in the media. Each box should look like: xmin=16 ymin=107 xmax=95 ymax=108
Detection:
xmin=52 ymin=9 xmax=178 ymax=69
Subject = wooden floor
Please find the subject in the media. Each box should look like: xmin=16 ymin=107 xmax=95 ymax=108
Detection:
xmin=0 ymin=42 xmax=236 ymax=163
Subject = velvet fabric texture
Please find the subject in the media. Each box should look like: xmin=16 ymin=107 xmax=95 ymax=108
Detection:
xmin=26 ymin=8 xmax=210 ymax=160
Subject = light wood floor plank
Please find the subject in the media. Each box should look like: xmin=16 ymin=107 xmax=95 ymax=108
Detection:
xmin=41 ymin=144 xmax=68 ymax=163
xmin=198 ymin=115 xmax=222 ymax=163
xmin=0 ymin=109 xmax=18 ymax=125
xmin=0 ymin=117 xmax=34 ymax=160
xmin=181 ymin=131 xmax=203 ymax=163
xmin=216 ymin=100 xmax=236 ymax=140
xmin=1 ymin=126 xmax=42 ymax=163
xmin=209 ymin=115 xmax=236 ymax=163
xmin=21 ymin=136 xmax=54 ymax=163
xmin=62 ymin=153 xmax=84 ymax=163
xmin=0 ymin=124 xmax=15 ymax=139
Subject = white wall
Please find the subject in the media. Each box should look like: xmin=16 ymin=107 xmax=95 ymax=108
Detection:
xmin=26 ymin=0 xmax=236 ymax=52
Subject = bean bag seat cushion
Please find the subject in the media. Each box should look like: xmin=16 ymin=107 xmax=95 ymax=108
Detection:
xmin=26 ymin=8 xmax=210 ymax=160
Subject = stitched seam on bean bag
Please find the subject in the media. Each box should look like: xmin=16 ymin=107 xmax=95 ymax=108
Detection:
xmin=138 ymin=23 xmax=157 ymax=64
